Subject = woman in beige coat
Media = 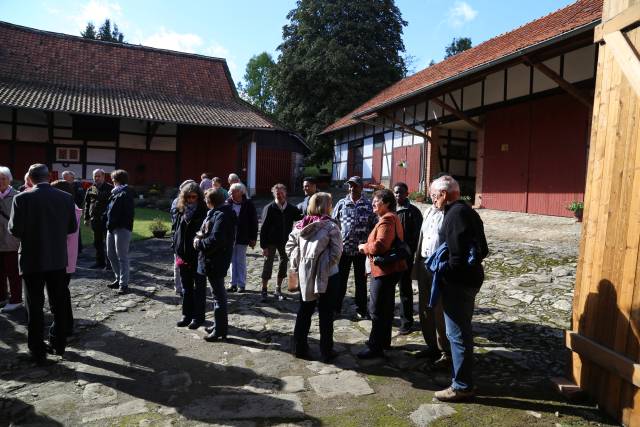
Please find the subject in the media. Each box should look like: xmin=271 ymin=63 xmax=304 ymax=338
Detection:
xmin=286 ymin=192 xmax=342 ymax=362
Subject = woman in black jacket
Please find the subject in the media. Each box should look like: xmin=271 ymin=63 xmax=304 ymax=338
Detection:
xmin=172 ymin=182 xmax=208 ymax=329
xmin=194 ymin=188 xmax=237 ymax=342
xmin=105 ymin=169 xmax=135 ymax=294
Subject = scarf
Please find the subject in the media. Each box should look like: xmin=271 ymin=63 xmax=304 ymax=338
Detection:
xmin=112 ymin=184 xmax=127 ymax=194
xmin=296 ymin=214 xmax=331 ymax=229
xmin=0 ymin=187 xmax=11 ymax=200
xmin=184 ymin=202 xmax=198 ymax=222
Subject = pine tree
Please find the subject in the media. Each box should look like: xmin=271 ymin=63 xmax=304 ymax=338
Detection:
xmin=81 ymin=22 xmax=96 ymax=39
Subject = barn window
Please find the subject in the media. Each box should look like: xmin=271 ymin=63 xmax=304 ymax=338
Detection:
xmin=56 ymin=146 xmax=80 ymax=162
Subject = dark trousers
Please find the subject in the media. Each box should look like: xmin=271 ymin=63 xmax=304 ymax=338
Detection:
xmin=92 ymin=223 xmax=107 ymax=266
xmin=367 ymin=272 xmax=401 ymax=352
xmin=0 ymin=251 xmax=22 ymax=304
xmin=442 ymin=284 xmax=478 ymax=390
xmin=64 ymin=273 xmax=74 ymax=335
xmin=293 ymin=273 xmax=339 ymax=356
xmin=206 ymin=274 xmax=228 ymax=337
xmin=261 ymin=244 xmax=288 ymax=282
xmin=416 ymin=258 xmax=449 ymax=354
xmin=398 ymin=259 xmax=415 ymax=329
xmin=180 ymin=265 xmax=206 ymax=322
xmin=23 ymin=269 xmax=70 ymax=357
xmin=337 ymin=253 xmax=367 ymax=315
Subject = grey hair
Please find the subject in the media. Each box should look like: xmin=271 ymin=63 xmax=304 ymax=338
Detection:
xmin=92 ymin=168 xmax=105 ymax=176
xmin=228 ymin=173 xmax=240 ymax=183
xmin=230 ymin=182 xmax=246 ymax=195
xmin=62 ymin=170 xmax=75 ymax=179
xmin=431 ymin=175 xmax=460 ymax=193
xmin=179 ymin=179 xmax=196 ymax=190
xmin=0 ymin=166 xmax=12 ymax=182
xmin=28 ymin=163 xmax=49 ymax=183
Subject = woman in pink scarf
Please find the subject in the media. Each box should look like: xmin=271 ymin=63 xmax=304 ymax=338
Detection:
xmin=51 ymin=180 xmax=82 ymax=335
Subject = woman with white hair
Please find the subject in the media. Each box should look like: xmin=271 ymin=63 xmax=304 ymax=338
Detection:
xmin=0 ymin=166 xmax=22 ymax=312
xmin=226 ymin=182 xmax=258 ymax=293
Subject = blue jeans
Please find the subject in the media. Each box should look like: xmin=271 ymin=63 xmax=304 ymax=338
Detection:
xmin=442 ymin=284 xmax=478 ymax=391
xmin=206 ymin=275 xmax=228 ymax=336
xmin=230 ymin=244 xmax=247 ymax=289
xmin=107 ymin=228 xmax=131 ymax=289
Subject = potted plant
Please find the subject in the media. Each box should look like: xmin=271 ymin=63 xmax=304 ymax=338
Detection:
xmin=408 ymin=191 xmax=425 ymax=203
xmin=149 ymin=217 xmax=169 ymax=238
xmin=567 ymin=201 xmax=584 ymax=222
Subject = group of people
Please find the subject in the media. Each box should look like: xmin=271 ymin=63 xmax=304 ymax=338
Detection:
xmin=170 ymin=171 xmax=487 ymax=402
xmin=1 ymin=163 xmax=488 ymax=402
xmin=0 ymin=163 xmax=135 ymax=364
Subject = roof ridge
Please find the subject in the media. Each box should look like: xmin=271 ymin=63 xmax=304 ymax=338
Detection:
xmin=0 ymin=20 xmax=229 ymax=64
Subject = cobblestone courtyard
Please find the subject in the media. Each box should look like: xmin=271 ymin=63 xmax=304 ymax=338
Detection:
xmin=0 ymin=204 xmax=617 ymax=426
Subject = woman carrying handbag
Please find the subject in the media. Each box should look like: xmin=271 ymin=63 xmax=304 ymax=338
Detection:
xmin=357 ymin=189 xmax=408 ymax=359
xmin=286 ymin=192 xmax=342 ymax=362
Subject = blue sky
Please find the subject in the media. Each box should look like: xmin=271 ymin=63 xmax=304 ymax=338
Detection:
xmin=2 ymin=0 xmax=576 ymax=85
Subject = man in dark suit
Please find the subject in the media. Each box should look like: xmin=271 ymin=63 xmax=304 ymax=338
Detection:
xmin=9 ymin=163 xmax=77 ymax=363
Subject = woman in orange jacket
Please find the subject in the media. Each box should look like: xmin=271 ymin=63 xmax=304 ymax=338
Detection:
xmin=357 ymin=189 xmax=407 ymax=359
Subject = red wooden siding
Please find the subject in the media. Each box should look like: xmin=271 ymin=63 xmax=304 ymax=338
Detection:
xmin=482 ymin=102 xmax=530 ymax=212
xmin=179 ymin=126 xmax=240 ymax=184
xmin=372 ymin=146 xmax=383 ymax=184
xmin=527 ymin=95 xmax=589 ymax=216
xmin=482 ymin=93 xmax=588 ymax=216
xmin=118 ymin=149 xmax=176 ymax=186
xmin=14 ymin=144 xmax=47 ymax=180
xmin=391 ymin=145 xmax=422 ymax=192
xmin=256 ymin=147 xmax=291 ymax=194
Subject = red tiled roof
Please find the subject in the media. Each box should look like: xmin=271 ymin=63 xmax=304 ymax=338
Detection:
xmin=0 ymin=22 xmax=279 ymax=129
xmin=323 ymin=0 xmax=602 ymax=134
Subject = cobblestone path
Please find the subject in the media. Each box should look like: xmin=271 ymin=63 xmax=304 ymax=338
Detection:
xmin=0 ymin=206 xmax=616 ymax=426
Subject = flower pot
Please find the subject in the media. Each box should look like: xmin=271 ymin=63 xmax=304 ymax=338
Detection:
xmin=152 ymin=230 xmax=167 ymax=238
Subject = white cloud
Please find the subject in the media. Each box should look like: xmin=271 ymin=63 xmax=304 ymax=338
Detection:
xmin=448 ymin=1 xmax=478 ymax=28
xmin=72 ymin=0 xmax=122 ymax=30
xmin=141 ymin=28 xmax=204 ymax=53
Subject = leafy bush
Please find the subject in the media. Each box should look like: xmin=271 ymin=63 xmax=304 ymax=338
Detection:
xmin=148 ymin=217 xmax=169 ymax=233
xmin=566 ymin=201 xmax=584 ymax=212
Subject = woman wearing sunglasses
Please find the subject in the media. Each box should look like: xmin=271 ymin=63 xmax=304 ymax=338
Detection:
xmin=172 ymin=182 xmax=208 ymax=329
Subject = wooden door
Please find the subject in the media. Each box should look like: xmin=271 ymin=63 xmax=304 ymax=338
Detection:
xmin=570 ymin=1 xmax=640 ymax=425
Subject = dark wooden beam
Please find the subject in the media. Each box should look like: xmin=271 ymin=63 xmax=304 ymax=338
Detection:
xmin=523 ymin=56 xmax=592 ymax=108
xmin=146 ymin=122 xmax=160 ymax=151
xmin=430 ymin=98 xmax=483 ymax=130
xmin=376 ymin=112 xmax=433 ymax=143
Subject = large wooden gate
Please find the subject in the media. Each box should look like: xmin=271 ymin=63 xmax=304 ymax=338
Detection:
xmin=569 ymin=0 xmax=640 ymax=424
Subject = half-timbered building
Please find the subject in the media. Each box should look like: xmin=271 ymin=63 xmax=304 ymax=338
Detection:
xmin=0 ymin=22 xmax=308 ymax=194
xmin=322 ymin=0 xmax=602 ymax=217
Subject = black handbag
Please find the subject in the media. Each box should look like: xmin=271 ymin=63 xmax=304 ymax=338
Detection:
xmin=373 ymin=220 xmax=411 ymax=266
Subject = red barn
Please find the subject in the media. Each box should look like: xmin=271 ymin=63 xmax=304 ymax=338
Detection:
xmin=0 ymin=22 xmax=308 ymax=194
xmin=322 ymin=0 xmax=601 ymax=217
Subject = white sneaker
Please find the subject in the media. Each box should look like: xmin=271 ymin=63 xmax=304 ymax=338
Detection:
xmin=1 ymin=302 xmax=23 ymax=312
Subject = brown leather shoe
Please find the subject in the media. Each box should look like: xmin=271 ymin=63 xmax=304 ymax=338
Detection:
xmin=434 ymin=386 xmax=475 ymax=402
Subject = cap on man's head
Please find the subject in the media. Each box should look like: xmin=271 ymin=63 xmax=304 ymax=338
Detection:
xmin=347 ymin=176 xmax=363 ymax=187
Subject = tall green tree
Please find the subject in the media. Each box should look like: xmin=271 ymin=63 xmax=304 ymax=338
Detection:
xmin=81 ymin=19 xmax=125 ymax=43
xmin=444 ymin=37 xmax=472 ymax=58
xmin=275 ymin=0 xmax=407 ymax=163
xmin=237 ymin=52 xmax=277 ymax=114
xmin=81 ymin=22 xmax=96 ymax=39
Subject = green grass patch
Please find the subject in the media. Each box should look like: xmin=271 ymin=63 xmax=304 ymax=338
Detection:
xmin=81 ymin=208 xmax=172 ymax=246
